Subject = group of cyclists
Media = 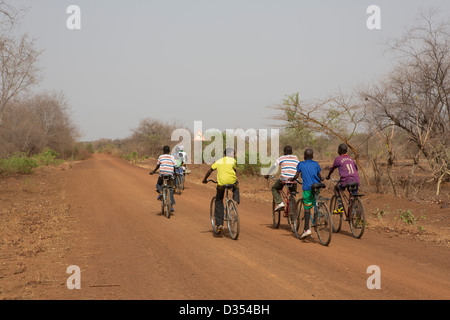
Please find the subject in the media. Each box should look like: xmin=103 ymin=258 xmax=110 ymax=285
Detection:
xmin=149 ymin=143 xmax=360 ymax=239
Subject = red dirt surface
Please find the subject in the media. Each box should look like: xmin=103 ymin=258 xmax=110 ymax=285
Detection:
xmin=1 ymin=153 xmax=449 ymax=300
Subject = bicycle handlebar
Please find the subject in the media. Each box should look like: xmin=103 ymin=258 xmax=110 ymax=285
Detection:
xmin=266 ymin=175 xmax=302 ymax=184
xmin=206 ymin=179 xmax=217 ymax=184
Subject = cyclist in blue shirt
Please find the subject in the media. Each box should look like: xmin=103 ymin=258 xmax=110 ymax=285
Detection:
xmin=289 ymin=149 xmax=324 ymax=239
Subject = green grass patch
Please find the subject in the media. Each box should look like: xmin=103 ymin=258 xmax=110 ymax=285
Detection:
xmin=0 ymin=149 xmax=64 ymax=175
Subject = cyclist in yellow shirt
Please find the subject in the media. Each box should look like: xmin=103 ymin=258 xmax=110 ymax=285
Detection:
xmin=202 ymin=148 xmax=240 ymax=233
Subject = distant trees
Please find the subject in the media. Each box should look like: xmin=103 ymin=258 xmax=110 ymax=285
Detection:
xmin=0 ymin=92 xmax=80 ymax=157
xmin=0 ymin=1 xmax=79 ymax=158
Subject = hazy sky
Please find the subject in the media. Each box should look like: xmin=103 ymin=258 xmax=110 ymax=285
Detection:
xmin=12 ymin=0 xmax=450 ymax=141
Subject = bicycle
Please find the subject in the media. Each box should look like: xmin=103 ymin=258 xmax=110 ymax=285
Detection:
xmin=328 ymin=177 xmax=366 ymax=239
xmin=174 ymin=167 xmax=183 ymax=195
xmin=150 ymin=171 xmax=174 ymax=219
xmin=205 ymin=180 xmax=240 ymax=240
xmin=266 ymin=176 xmax=300 ymax=233
xmin=294 ymin=183 xmax=332 ymax=246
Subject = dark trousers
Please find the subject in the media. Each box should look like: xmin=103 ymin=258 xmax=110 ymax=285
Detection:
xmin=271 ymin=179 xmax=297 ymax=204
xmin=215 ymin=183 xmax=240 ymax=226
xmin=156 ymin=176 xmax=175 ymax=205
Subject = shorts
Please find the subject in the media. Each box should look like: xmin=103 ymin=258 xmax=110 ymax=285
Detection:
xmin=302 ymin=190 xmax=315 ymax=210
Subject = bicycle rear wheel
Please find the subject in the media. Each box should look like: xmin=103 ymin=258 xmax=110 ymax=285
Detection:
xmin=329 ymin=195 xmax=343 ymax=233
xmin=315 ymin=203 xmax=332 ymax=246
xmin=349 ymin=197 xmax=365 ymax=238
xmin=294 ymin=199 xmax=304 ymax=239
xmin=181 ymin=174 xmax=185 ymax=190
xmin=210 ymin=197 xmax=219 ymax=234
xmin=164 ymin=188 xmax=171 ymax=219
xmin=176 ymin=176 xmax=181 ymax=195
xmin=272 ymin=200 xmax=281 ymax=228
xmin=226 ymin=200 xmax=240 ymax=240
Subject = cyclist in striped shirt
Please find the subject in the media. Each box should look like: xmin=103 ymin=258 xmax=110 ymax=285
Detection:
xmin=264 ymin=146 xmax=299 ymax=212
xmin=150 ymin=145 xmax=176 ymax=209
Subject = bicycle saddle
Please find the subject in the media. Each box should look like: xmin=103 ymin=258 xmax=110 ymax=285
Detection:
xmin=311 ymin=183 xmax=326 ymax=189
xmin=222 ymin=184 xmax=235 ymax=189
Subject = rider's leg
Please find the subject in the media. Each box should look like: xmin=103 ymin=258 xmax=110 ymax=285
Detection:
xmin=232 ymin=181 xmax=240 ymax=205
xmin=271 ymin=180 xmax=285 ymax=210
xmin=334 ymin=183 xmax=344 ymax=213
xmin=214 ymin=186 xmax=225 ymax=228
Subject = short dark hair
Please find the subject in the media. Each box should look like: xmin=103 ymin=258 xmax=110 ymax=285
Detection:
xmin=163 ymin=145 xmax=170 ymax=154
xmin=338 ymin=144 xmax=348 ymax=155
xmin=304 ymin=148 xmax=314 ymax=160
xmin=283 ymin=146 xmax=292 ymax=155
xmin=224 ymin=148 xmax=234 ymax=157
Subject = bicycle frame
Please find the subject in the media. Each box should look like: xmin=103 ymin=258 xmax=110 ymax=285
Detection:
xmin=267 ymin=176 xmax=300 ymax=232
xmin=331 ymin=179 xmax=357 ymax=219
xmin=206 ymin=179 xmax=240 ymax=240
xmin=329 ymin=177 xmax=366 ymax=238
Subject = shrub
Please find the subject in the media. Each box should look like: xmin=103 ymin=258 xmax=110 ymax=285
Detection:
xmin=0 ymin=155 xmax=39 ymax=175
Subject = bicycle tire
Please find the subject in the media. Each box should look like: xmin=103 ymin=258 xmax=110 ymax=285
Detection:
xmin=227 ymin=200 xmax=240 ymax=240
xmin=294 ymin=198 xmax=304 ymax=239
xmin=164 ymin=188 xmax=171 ymax=219
xmin=288 ymin=196 xmax=297 ymax=233
xmin=272 ymin=200 xmax=281 ymax=228
xmin=181 ymin=174 xmax=185 ymax=190
xmin=315 ymin=202 xmax=332 ymax=246
xmin=349 ymin=197 xmax=366 ymax=238
xmin=176 ymin=177 xmax=181 ymax=195
xmin=329 ymin=195 xmax=343 ymax=233
xmin=210 ymin=197 xmax=219 ymax=234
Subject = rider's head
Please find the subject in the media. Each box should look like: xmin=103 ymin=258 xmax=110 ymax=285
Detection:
xmin=179 ymin=145 xmax=184 ymax=152
xmin=338 ymin=144 xmax=348 ymax=155
xmin=163 ymin=145 xmax=170 ymax=154
xmin=283 ymin=146 xmax=293 ymax=155
xmin=304 ymin=148 xmax=314 ymax=160
xmin=224 ymin=148 xmax=235 ymax=158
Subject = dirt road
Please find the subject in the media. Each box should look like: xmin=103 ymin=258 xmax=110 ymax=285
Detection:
xmin=55 ymin=153 xmax=449 ymax=300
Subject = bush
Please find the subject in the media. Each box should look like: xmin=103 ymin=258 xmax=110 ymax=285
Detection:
xmin=32 ymin=148 xmax=63 ymax=166
xmin=0 ymin=149 xmax=63 ymax=175
xmin=0 ymin=155 xmax=39 ymax=175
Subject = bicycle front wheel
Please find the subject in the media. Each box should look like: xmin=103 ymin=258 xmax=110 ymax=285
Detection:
xmin=315 ymin=202 xmax=332 ymax=246
xmin=272 ymin=200 xmax=281 ymax=228
xmin=226 ymin=200 xmax=240 ymax=240
xmin=294 ymin=199 xmax=304 ymax=239
xmin=329 ymin=195 xmax=342 ymax=233
xmin=349 ymin=197 xmax=366 ymax=239
xmin=210 ymin=197 xmax=219 ymax=234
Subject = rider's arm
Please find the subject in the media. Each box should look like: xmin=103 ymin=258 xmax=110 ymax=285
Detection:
xmin=289 ymin=171 xmax=300 ymax=181
xmin=318 ymin=172 xmax=324 ymax=181
xmin=326 ymin=159 xmax=338 ymax=180
xmin=150 ymin=164 xmax=160 ymax=174
xmin=202 ymin=167 xmax=214 ymax=183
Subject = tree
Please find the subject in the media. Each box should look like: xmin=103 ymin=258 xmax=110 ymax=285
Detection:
xmin=0 ymin=1 xmax=40 ymax=126
xmin=277 ymin=92 xmax=370 ymax=184
xmin=360 ymin=11 xmax=450 ymax=195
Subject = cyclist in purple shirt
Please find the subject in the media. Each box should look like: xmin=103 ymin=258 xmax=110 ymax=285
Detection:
xmin=326 ymin=144 xmax=360 ymax=188
xmin=326 ymin=144 xmax=360 ymax=213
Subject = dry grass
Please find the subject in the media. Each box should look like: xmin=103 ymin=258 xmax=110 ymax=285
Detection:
xmin=0 ymin=164 xmax=76 ymax=299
